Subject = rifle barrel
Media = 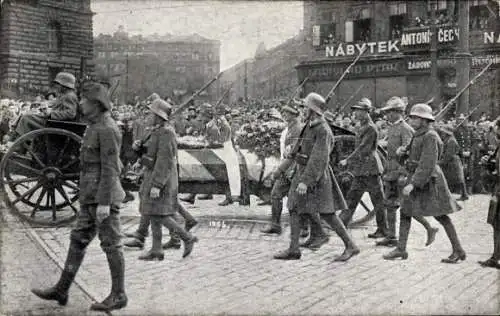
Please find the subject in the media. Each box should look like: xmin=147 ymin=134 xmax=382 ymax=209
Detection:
xmin=339 ymin=84 xmax=365 ymax=112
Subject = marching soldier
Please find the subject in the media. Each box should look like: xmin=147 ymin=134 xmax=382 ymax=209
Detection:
xmin=478 ymin=118 xmax=500 ymax=269
xmin=339 ymin=97 xmax=388 ymax=239
xmin=437 ymin=126 xmax=469 ymax=200
xmin=31 ymin=83 xmax=128 ymax=312
xmin=383 ymin=104 xmax=466 ymax=263
xmin=261 ymin=101 xmax=303 ymax=234
xmin=454 ymin=114 xmax=473 ymax=195
xmin=137 ymin=98 xmax=198 ymax=260
xmin=273 ymin=93 xmax=335 ymax=260
xmin=14 ymin=72 xmax=78 ymax=137
xmin=376 ymin=97 xmax=438 ymax=248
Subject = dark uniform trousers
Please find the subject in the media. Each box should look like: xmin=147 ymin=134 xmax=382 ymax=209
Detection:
xmin=268 ymin=174 xmax=291 ymax=226
xmin=342 ymin=175 xmax=386 ymax=230
xmin=71 ymin=204 xmax=122 ymax=253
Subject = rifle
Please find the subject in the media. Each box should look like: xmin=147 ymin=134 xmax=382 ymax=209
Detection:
xmin=434 ymin=61 xmax=493 ymax=121
xmin=325 ymin=47 xmax=366 ymax=105
xmin=338 ymin=84 xmax=365 ymax=113
xmin=214 ymin=83 xmax=233 ymax=107
xmin=135 ymin=72 xmax=223 ymax=154
xmin=454 ymin=102 xmax=483 ymax=129
xmin=170 ymin=71 xmax=223 ymax=119
xmin=286 ymin=77 xmax=309 ymax=106
xmin=110 ymin=79 xmax=120 ymax=100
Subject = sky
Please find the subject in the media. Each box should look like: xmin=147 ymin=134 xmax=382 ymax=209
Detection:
xmin=91 ymin=0 xmax=304 ymax=70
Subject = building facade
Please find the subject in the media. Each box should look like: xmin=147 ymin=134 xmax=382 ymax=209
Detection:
xmin=94 ymin=28 xmax=221 ymax=105
xmin=299 ymin=0 xmax=500 ymax=118
xmin=221 ymin=31 xmax=309 ymax=104
xmin=0 ymin=0 xmax=94 ymax=98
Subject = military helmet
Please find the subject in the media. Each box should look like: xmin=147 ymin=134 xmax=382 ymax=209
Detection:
xmin=351 ymin=97 xmax=372 ymax=111
xmin=409 ymin=103 xmax=435 ymax=121
xmin=380 ymin=96 xmax=405 ymax=112
xmin=304 ymin=92 xmax=327 ymax=115
xmin=53 ymin=72 xmax=76 ymax=89
xmin=148 ymin=99 xmax=172 ymax=121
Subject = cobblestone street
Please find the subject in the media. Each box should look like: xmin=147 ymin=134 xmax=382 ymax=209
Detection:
xmin=1 ymin=194 xmax=500 ymax=315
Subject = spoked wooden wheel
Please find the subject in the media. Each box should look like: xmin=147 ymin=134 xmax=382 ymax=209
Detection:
xmin=1 ymin=128 xmax=81 ymax=226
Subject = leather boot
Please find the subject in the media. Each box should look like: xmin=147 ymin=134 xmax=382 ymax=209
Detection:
xmin=162 ymin=236 xmax=181 ymax=249
xmin=124 ymin=215 xmax=150 ymax=239
xmin=376 ymin=208 xmax=397 ymax=247
xmin=91 ymin=250 xmax=128 ymax=312
xmin=261 ymin=198 xmax=282 ymax=234
xmin=31 ymin=242 xmax=86 ymax=306
xmin=124 ymin=238 xmax=145 ymax=249
xmin=162 ymin=216 xmax=198 ymax=258
xmin=383 ymin=247 xmax=408 ymax=260
xmin=325 ymin=213 xmax=360 ymax=261
xmin=436 ymin=215 xmax=466 ymax=264
xmin=177 ymin=203 xmax=198 ymax=232
xmin=414 ymin=216 xmax=438 ymax=246
xmin=274 ymin=212 xmax=301 ymax=260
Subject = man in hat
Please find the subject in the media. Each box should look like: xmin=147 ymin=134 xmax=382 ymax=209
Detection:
xmin=376 ymin=97 xmax=438 ymax=248
xmin=14 ymin=72 xmax=78 ymax=137
xmin=383 ymin=103 xmax=465 ymax=263
xmin=261 ymin=101 xmax=302 ymax=234
xmin=31 ymin=83 xmax=128 ymax=312
xmin=273 ymin=92 xmax=336 ymax=260
xmin=339 ymin=97 xmax=388 ymax=239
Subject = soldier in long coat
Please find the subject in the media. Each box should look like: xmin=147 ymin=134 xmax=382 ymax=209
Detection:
xmin=437 ymin=126 xmax=469 ymax=200
xmin=384 ymin=104 xmax=466 ymax=263
xmin=478 ymin=118 xmax=500 ymax=269
xmin=31 ymin=83 xmax=128 ymax=312
xmin=273 ymin=93 xmax=337 ymax=260
xmin=376 ymin=97 xmax=438 ymax=248
xmin=339 ymin=98 xmax=388 ymax=239
xmin=138 ymin=99 xmax=198 ymax=260
xmin=15 ymin=72 xmax=78 ymax=136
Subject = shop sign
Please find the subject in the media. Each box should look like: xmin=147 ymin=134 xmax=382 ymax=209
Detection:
xmin=303 ymin=60 xmax=404 ymax=80
xmin=401 ymin=26 xmax=459 ymax=47
xmin=406 ymin=55 xmax=500 ymax=72
xmin=483 ymin=32 xmax=500 ymax=44
xmin=325 ymin=40 xmax=400 ymax=57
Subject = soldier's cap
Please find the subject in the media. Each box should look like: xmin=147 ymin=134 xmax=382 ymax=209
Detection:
xmin=409 ymin=103 xmax=435 ymax=121
xmin=304 ymin=92 xmax=327 ymax=115
xmin=351 ymin=97 xmax=372 ymax=111
xmin=148 ymin=99 xmax=172 ymax=121
xmin=324 ymin=110 xmax=336 ymax=123
xmin=81 ymin=83 xmax=112 ymax=111
xmin=380 ymin=96 xmax=405 ymax=112
xmin=53 ymin=72 xmax=76 ymax=90
xmin=282 ymin=103 xmax=300 ymax=115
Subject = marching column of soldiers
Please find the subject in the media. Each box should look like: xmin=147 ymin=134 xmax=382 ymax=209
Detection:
xmin=24 ymin=71 xmax=500 ymax=312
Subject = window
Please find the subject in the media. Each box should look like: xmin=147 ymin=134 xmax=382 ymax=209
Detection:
xmin=47 ymin=21 xmax=62 ymax=53
xmin=428 ymin=0 xmax=450 ymax=24
xmin=312 ymin=11 xmax=337 ymax=46
xmin=389 ymin=3 xmax=407 ymax=39
xmin=469 ymin=0 xmax=491 ymax=30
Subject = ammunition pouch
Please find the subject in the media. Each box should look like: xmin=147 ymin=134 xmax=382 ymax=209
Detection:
xmin=294 ymin=153 xmax=309 ymax=166
xmin=141 ymin=155 xmax=155 ymax=169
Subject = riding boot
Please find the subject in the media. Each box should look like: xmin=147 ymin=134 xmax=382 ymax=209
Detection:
xmin=383 ymin=212 xmax=411 ymax=260
xmin=436 ymin=215 xmax=466 ymax=263
xmin=124 ymin=215 xmax=150 ymax=240
xmin=31 ymin=241 xmax=86 ymax=306
xmin=413 ymin=215 xmax=439 ymax=246
xmin=140 ymin=217 xmax=165 ymax=260
xmin=177 ymin=203 xmax=198 ymax=231
xmin=305 ymin=213 xmax=329 ymax=250
xmin=261 ymin=198 xmax=282 ymax=234
xmin=162 ymin=216 xmax=198 ymax=258
xmin=377 ymin=207 xmax=398 ymax=246
xmin=369 ymin=206 xmax=388 ymax=238
xmin=327 ymin=213 xmax=360 ymax=261
xmin=162 ymin=230 xmax=182 ymax=250
xmin=274 ymin=212 xmax=301 ymax=259
xmin=299 ymin=216 xmax=310 ymax=238
xmin=90 ymin=250 xmax=127 ymax=312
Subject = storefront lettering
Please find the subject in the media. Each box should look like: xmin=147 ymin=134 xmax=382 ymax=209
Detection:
xmin=483 ymin=32 xmax=500 ymax=44
xmin=407 ymin=60 xmax=431 ymax=70
xmin=401 ymin=26 xmax=459 ymax=46
xmin=306 ymin=61 xmax=401 ymax=79
xmin=325 ymin=40 xmax=400 ymax=57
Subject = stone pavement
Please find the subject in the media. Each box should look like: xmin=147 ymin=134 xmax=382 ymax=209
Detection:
xmin=2 ymin=193 xmax=500 ymax=315
xmin=0 ymin=201 xmax=106 ymax=316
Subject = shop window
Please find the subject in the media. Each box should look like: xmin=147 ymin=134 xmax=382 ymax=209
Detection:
xmin=47 ymin=21 xmax=62 ymax=53
xmin=389 ymin=3 xmax=407 ymax=39
xmin=469 ymin=0 xmax=491 ymax=30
